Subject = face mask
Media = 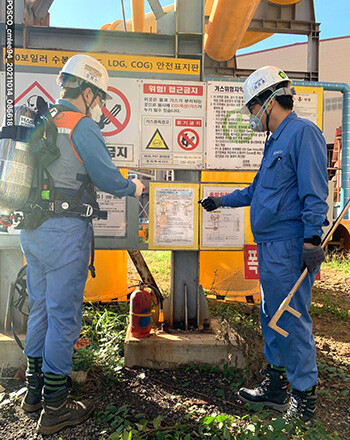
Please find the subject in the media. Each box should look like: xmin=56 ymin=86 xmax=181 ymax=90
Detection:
xmin=90 ymin=104 xmax=102 ymax=123
xmin=249 ymin=114 xmax=265 ymax=132
xmin=249 ymin=90 xmax=278 ymax=132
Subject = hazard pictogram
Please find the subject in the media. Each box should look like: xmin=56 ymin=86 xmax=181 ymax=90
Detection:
xmin=100 ymin=86 xmax=131 ymax=137
xmin=146 ymin=129 xmax=169 ymax=150
xmin=14 ymin=81 xmax=55 ymax=105
xmin=177 ymin=128 xmax=199 ymax=151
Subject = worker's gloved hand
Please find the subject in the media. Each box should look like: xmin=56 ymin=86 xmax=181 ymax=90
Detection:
xmin=302 ymin=245 xmax=325 ymax=273
xmin=198 ymin=196 xmax=222 ymax=212
xmin=132 ymin=179 xmax=145 ymax=197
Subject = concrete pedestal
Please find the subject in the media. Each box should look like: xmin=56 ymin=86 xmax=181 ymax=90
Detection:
xmin=0 ymin=333 xmax=26 ymax=369
xmin=124 ymin=320 xmax=245 ymax=369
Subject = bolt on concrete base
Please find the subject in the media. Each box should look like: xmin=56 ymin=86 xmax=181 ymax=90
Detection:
xmin=124 ymin=320 xmax=245 ymax=369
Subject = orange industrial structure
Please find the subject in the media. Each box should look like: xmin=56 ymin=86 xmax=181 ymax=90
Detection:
xmin=101 ymin=0 xmax=302 ymax=62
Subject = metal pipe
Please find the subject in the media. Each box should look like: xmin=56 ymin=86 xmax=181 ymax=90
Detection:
xmin=102 ymin=4 xmax=174 ymax=32
xmin=205 ymin=0 xmax=215 ymax=17
xmin=147 ymin=0 xmax=165 ymax=20
xmin=294 ymin=81 xmax=350 ymax=218
xmin=31 ymin=0 xmax=55 ymax=20
xmin=204 ymin=0 xmax=261 ymax=62
xmin=131 ymin=0 xmax=145 ymax=32
xmin=268 ymin=0 xmax=300 ymax=4
xmin=120 ymin=0 xmax=127 ymax=31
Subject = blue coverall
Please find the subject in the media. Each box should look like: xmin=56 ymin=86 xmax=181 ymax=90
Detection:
xmin=222 ymin=112 xmax=329 ymax=391
xmin=21 ymin=99 xmax=136 ymax=376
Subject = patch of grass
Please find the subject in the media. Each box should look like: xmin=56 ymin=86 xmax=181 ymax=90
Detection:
xmin=210 ymin=301 xmax=264 ymax=378
xmin=310 ymin=292 xmax=350 ymax=321
xmin=73 ymin=302 xmax=129 ymax=380
xmin=97 ymin=404 xmax=341 ymax=440
xmin=141 ymin=251 xmax=171 ymax=296
xmin=324 ymin=251 xmax=350 ymax=273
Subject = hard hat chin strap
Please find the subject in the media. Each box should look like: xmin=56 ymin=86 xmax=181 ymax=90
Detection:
xmin=81 ymin=87 xmax=99 ymax=116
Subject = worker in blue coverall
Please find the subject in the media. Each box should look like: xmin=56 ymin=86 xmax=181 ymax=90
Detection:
xmin=19 ymin=54 xmax=145 ymax=435
xmin=199 ymin=66 xmax=328 ymax=424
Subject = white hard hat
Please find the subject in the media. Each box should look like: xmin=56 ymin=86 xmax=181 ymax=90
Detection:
xmin=57 ymin=54 xmax=112 ymax=99
xmin=242 ymin=65 xmax=292 ymax=113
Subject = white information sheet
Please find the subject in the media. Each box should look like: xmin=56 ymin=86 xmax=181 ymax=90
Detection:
xmin=201 ymin=185 xmax=245 ymax=248
xmin=153 ymin=187 xmax=196 ymax=247
xmin=293 ymin=91 xmax=319 ymax=126
xmin=140 ymin=80 xmax=206 ymax=169
xmin=206 ymin=81 xmax=265 ymax=170
xmin=93 ymin=192 xmax=126 ymax=237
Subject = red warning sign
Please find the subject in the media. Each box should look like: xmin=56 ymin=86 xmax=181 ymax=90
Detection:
xmin=175 ymin=119 xmax=202 ymax=127
xmin=14 ymin=81 xmax=55 ymax=105
xmin=243 ymin=244 xmax=321 ymax=280
xmin=177 ymin=128 xmax=200 ymax=151
xmin=100 ymin=86 xmax=131 ymax=137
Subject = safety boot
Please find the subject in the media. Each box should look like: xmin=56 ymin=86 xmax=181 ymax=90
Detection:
xmin=238 ymin=364 xmax=290 ymax=412
xmin=37 ymin=387 xmax=94 ymax=435
xmin=21 ymin=372 xmax=44 ymax=412
xmin=284 ymin=386 xmax=317 ymax=424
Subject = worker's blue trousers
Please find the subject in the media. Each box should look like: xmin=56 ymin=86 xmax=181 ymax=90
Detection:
xmin=257 ymin=237 xmax=318 ymax=391
xmin=20 ymin=217 xmax=93 ymax=376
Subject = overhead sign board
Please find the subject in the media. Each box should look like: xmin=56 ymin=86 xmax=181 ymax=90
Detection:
xmin=140 ymin=80 xmax=206 ymax=169
xmin=7 ymin=48 xmax=201 ymax=77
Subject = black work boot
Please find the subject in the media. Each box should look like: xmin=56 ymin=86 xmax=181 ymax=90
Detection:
xmin=21 ymin=372 xmax=44 ymax=412
xmin=37 ymin=387 xmax=95 ymax=435
xmin=238 ymin=364 xmax=290 ymax=412
xmin=284 ymin=386 xmax=317 ymax=424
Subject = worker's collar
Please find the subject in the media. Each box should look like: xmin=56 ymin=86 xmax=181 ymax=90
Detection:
xmin=270 ymin=111 xmax=298 ymax=141
xmin=55 ymin=98 xmax=81 ymax=113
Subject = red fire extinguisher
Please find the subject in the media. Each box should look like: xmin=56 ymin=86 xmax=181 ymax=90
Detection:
xmin=130 ymin=287 xmax=153 ymax=338
xmin=130 ymin=284 xmax=164 ymax=338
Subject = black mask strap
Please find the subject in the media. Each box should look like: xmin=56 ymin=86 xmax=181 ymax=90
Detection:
xmin=81 ymin=87 xmax=99 ymax=116
xmin=265 ymin=109 xmax=271 ymax=141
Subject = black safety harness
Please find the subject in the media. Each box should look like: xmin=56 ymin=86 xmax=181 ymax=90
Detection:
xmin=0 ymin=97 xmax=108 ymax=277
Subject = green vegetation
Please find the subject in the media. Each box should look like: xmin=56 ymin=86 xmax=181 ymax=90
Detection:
xmin=70 ymin=251 xmax=349 ymax=440
xmin=72 ymin=301 xmax=341 ymax=440
xmin=97 ymin=403 xmax=341 ymax=440
xmin=140 ymin=251 xmax=171 ymax=296
xmin=210 ymin=301 xmax=264 ymax=377
xmin=324 ymin=251 xmax=350 ymax=273
xmin=310 ymin=291 xmax=350 ymax=321
xmin=73 ymin=302 xmax=129 ymax=380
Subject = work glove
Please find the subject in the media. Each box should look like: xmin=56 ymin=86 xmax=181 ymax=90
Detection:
xmin=132 ymin=179 xmax=145 ymax=197
xmin=302 ymin=245 xmax=325 ymax=273
xmin=198 ymin=196 xmax=222 ymax=212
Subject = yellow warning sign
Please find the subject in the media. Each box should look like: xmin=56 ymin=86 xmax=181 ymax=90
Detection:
xmin=6 ymin=48 xmax=201 ymax=77
xmin=146 ymin=129 xmax=169 ymax=150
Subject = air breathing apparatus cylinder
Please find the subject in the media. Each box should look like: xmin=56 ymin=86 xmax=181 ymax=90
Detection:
xmin=130 ymin=288 xmax=152 ymax=338
xmin=0 ymin=106 xmax=36 ymax=215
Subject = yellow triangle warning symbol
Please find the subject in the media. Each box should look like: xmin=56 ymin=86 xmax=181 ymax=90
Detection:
xmin=146 ymin=129 xmax=169 ymax=150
